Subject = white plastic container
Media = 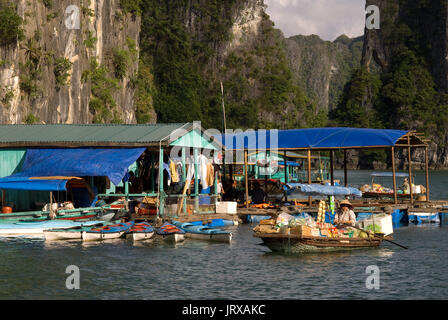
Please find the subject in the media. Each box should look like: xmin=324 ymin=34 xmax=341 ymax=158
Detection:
xmin=216 ymin=201 xmax=237 ymax=214
xmin=359 ymin=214 xmax=394 ymax=236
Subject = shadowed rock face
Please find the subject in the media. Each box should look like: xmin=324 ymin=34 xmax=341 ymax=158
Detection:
xmin=0 ymin=0 xmax=141 ymax=124
xmin=363 ymin=0 xmax=448 ymax=92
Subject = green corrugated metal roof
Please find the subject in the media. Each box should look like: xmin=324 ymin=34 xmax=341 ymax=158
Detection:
xmin=0 ymin=123 xmax=191 ymax=146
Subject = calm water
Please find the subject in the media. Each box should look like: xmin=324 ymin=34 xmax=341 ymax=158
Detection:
xmin=0 ymin=171 xmax=447 ymax=300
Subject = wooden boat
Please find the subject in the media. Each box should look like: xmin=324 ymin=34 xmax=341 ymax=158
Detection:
xmin=125 ymin=221 xmax=155 ymax=241
xmin=254 ymin=232 xmax=382 ymax=254
xmin=0 ymin=220 xmax=106 ymax=236
xmin=156 ymin=222 xmax=185 ymax=243
xmin=172 ymin=221 xmax=232 ymax=243
xmin=82 ymin=221 xmax=134 ymax=241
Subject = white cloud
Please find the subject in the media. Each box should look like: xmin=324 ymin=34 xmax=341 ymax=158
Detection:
xmin=265 ymin=0 xmax=366 ymax=41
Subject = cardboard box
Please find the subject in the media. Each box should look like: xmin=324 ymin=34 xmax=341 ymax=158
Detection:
xmin=260 ymin=219 xmax=276 ymax=225
xmin=290 ymin=225 xmax=313 ymax=237
xmin=216 ymin=201 xmax=237 ymax=214
xmin=255 ymin=224 xmax=278 ymax=234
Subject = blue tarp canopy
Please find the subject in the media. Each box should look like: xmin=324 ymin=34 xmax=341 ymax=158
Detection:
xmin=215 ymin=128 xmax=409 ymax=150
xmin=0 ymin=176 xmax=69 ymax=191
xmin=285 ymin=183 xmax=363 ymax=197
xmin=0 ymin=148 xmax=146 ymax=188
xmin=371 ymin=172 xmax=409 ymax=177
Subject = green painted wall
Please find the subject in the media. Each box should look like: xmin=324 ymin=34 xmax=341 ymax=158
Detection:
xmin=0 ymin=149 xmax=50 ymax=211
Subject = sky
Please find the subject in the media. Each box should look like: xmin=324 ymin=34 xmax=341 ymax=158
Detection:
xmin=264 ymin=0 xmax=366 ymax=41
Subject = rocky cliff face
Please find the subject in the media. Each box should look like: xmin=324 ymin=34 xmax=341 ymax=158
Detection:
xmin=363 ymin=0 xmax=448 ymax=93
xmin=0 ymin=0 xmax=141 ymax=124
xmin=361 ymin=0 xmax=448 ymax=168
xmin=285 ymin=34 xmax=364 ymax=113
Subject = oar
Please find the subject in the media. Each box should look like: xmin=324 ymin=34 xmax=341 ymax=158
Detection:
xmin=342 ymin=223 xmax=408 ymax=250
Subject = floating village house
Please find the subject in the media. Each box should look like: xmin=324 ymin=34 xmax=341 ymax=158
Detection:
xmin=0 ymin=123 xmax=224 ymax=220
xmin=216 ymin=128 xmax=431 ymax=209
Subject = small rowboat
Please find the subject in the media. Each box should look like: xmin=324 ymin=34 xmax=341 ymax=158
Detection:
xmin=82 ymin=221 xmax=134 ymax=241
xmin=156 ymin=222 xmax=185 ymax=243
xmin=126 ymin=221 xmax=155 ymax=241
xmin=254 ymin=232 xmax=382 ymax=254
xmin=44 ymin=223 xmax=107 ymax=241
xmin=0 ymin=220 xmax=106 ymax=236
xmin=172 ymin=221 xmax=232 ymax=243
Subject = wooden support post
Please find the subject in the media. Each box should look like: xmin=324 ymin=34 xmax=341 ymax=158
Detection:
xmin=244 ymin=149 xmax=249 ymax=208
xmin=307 ymin=149 xmax=312 ymax=206
xmin=330 ymin=150 xmax=334 ymax=186
xmin=391 ymin=147 xmax=398 ymax=205
xmin=425 ymin=146 xmax=430 ymax=202
xmin=159 ymin=147 xmax=164 ymax=217
xmin=182 ymin=147 xmax=187 ymax=214
xmin=194 ymin=147 xmax=199 ymax=212
xmin=407 ymin=136 xmax=413 ymax=205
xmin=343 ymin=150 xmax=348 ymax=187
xmin=284 ymin=150 xmax=288 ymax=184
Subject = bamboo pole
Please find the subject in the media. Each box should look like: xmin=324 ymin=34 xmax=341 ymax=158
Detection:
xmin=245 ymin=149 xmax=249 ymax=208
xmin=425 ymin=146 xmax=430 ymax=202
xmin=407 ymin=136 xmax=413 ymax=205
xmin=343 ymin=150 xmax=348 ymax=187
xmin=330 ymin=150 xmax=334 ymax=186
xmin=391 ymin=147 xmax=398 ymax=205
xmin=307 ymin=149 xmax=312 ymax=206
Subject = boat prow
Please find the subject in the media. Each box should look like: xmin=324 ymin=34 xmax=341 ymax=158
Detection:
xmin=156 ymin=222 xmax=186 ymax=243
xmin=125 ymin=222 xmax=155 ymax=241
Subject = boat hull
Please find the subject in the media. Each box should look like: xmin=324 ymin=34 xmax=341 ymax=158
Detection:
xmin=82 ymin=231 xmax=126 ymax=241
xmin=159 ymin=233 xmax=185 ymax=243
xmin=44 ymin=230 xmax=83 ymax=241
xmin=255 ymin=233 xmax=382 ymax=254
xmin=185 ymin=232 xmax=232 ymax=243
xmin=126 ymin=231 xmax=155 ymax=241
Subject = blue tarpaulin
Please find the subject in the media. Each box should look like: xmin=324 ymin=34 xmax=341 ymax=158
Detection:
xmin=0 ymin=148 xmax=146 ymax=187
xmin=285 ymin=183 xmax=363 ymax=197
xmin=215 ymin=128 xmax=409 ymax=150
xmin=0 ymin=177 xmax=68 ymax=191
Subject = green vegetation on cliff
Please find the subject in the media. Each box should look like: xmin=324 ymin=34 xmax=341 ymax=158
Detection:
xmin=0 ymin=1 xmax=24 ymax=46
xmin=136 ymin=0 xmax=314 ymax=129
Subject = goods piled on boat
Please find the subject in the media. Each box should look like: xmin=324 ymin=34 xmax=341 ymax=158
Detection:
xmin=252 ymin=205 xmax=395 ymax=253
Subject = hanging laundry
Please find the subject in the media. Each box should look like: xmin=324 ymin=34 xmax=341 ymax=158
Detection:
xmin=198 ymin=154 xmax=209 ymax=189
xmin=169 ymin=159 xmax=179 ymax=183
xmin=206 ymin=162 xmax=214 ymax=187
xmin=163 ymin=162 xmax=171 ymax=186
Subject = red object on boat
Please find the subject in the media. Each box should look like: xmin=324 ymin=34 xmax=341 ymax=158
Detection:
xmin=111 ymin=204 xmax=126 ymax=209
xmin=138 ymin=207 xmax=157 ymax=215
xmin=2 ymin=206 xmax=13 ymax=214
